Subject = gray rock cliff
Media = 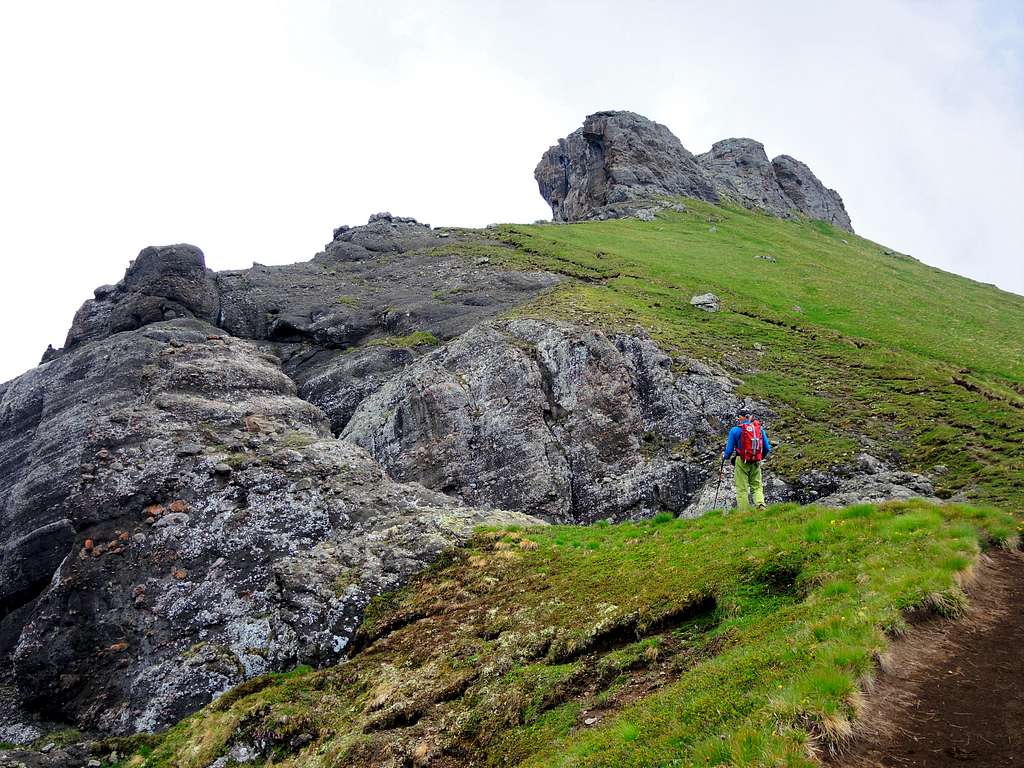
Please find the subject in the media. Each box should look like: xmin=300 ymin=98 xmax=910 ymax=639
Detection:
xmin=2 ymin=318 xmax=537 ymax=736
xmin=342 ymin=319 xmax=747 ymax=523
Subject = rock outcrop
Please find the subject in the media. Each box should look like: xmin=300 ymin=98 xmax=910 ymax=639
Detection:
xmin=2 ymin=318 xmax=537 ymax=736
xmin=535 ymin=111 xmax=718 ymax=223
xmin=62 ymin=215 xmax=560 ymax=358
xmin=696 ymin=139 xmax=795 ymax=218
xmin=769 ymin=154 xmax=853 ymax=232
xmin=535 ymin=111 xmax=853 ymax=231
xmin=1 ymin=218 xmax=560 ymax=739
xmin=342 ymin=319 xmax=748 ymax=523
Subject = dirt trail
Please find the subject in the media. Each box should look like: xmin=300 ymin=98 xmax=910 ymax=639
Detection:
xmin=839 ymin=549 xmax=1024 ymax=767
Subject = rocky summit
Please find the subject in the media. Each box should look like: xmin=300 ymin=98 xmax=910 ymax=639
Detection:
xmin=1 ymin=113 xmax=1021 ymax=768
xmin=535 ymin=110 xmax=853 ymax=230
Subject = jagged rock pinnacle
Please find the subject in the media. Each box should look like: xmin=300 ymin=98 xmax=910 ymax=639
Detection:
xmin=535 ymin=110 xmax=853 ymax=231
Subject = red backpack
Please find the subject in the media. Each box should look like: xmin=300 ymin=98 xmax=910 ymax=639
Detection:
xmin=738 ymin=420 xmax=764 ymax=462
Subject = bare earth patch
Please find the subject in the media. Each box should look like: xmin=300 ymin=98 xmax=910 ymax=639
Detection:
xmin=838 ymin=549 xmax=1024 ymax=767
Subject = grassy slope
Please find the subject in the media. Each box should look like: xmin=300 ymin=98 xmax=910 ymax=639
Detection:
xmin=113 ymin=204 xmax=1024 ymax=767
xmin=141 ymin=502 xmax=1019 ymax=768
xmin=487 ymin=201 xmax=1024 ymax=509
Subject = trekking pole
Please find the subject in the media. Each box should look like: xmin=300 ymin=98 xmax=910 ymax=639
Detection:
xmin=712 ymin=456 xmax=725 ymax=508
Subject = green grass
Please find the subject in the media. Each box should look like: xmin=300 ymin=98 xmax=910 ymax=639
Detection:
xmin=365 ymin=330 xmax=441 ymax=348
xmin=335 ymin=294 xmax=361 ymax=308
xmin=138 ymin=501 xmax=1018 ymax=767
xmin=498 ymin=201 xmax=1024 ymax=383
xmin=482 ymin=201 xmax=1024 ymax=509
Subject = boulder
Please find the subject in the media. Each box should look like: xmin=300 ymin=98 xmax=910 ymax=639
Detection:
xmin=690 ymin=293 xmax=721 ymax=312
xmin=65 ymin=245 xmax=219 ymax=348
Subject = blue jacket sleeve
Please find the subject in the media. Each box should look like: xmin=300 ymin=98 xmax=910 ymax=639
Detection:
xmin=762 ymin=429 xmax=772 ymax=456
xmin=723 ymin=427 xmax=740 ymax=459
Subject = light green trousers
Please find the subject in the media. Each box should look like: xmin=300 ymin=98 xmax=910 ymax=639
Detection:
xmin=734 ymin=457 xmax=765 ymax=510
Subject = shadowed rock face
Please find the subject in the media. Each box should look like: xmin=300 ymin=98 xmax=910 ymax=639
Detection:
xmin=770 ymin=154 xmax=853 ymax=231
xmin=696 ymin=138 xmax=796 ymax=216
xmin=61 ymin=215 xmax=560 ymax=358
xmin=535 ymin=111 xmax=853 ymax=232
xmin=535 ymin=111 xmax=719 ymax=222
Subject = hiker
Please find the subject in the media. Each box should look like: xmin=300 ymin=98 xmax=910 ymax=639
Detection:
xmin=722 ymin=413 xmax=772 ymax=510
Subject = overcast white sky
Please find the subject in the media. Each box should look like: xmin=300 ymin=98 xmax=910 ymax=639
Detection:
xmin=1 ymin=1 xmax=1021 ymax=383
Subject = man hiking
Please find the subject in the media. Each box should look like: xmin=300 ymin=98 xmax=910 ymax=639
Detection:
xmin=722 ymin=412 xmax=772 ymax=511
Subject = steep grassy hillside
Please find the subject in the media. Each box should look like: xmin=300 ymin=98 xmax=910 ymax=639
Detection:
xmin=485 ymin=200 xmax=1024 ymax=509
xmin=134 ymin=502 xmax=1018 ymax=768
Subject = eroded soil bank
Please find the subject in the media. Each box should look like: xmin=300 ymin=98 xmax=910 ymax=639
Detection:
xmin=840 ymin=549 xmax=1024 ymax=767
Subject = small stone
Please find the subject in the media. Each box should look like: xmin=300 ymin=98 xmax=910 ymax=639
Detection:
xmin=88 ymin=760 xmax=102 ymax=768
xmin=145 ymin=503 xmax=166 ymax=517
xmin=155 ymin=512 xmax=189 ymax=528
xmin=584 ymin=717 xmax=598 ymax=725
xmin=109 ymin=641 xmax=129 ymax=653
xmin=244 ymin=415 xmax=274 ymax=433
xmin=96 ymin=449 xmax=110 ymax=461
xmin=177 ymin=443 xmax=203 ymax=457
xmin=168 ymin=500 xmax=189 ymax=514
xmin=41 ymin=742 xmax=55 ymax=753
xmin=172 ymin=568 xmax=188 ymax=580
xmin=292 ymin=478 xmax=313 ymax=492
xmin=290 ymin=733 xmax=313 ymax=749
xmin=213 ymin=463 xmax=232 ymax=475
xmin=690 ymin=293 xmax=720 ymax=312
xmin=474 ymin=257 xmax=491 ymax=266
xmin=84 ymin=539 xmax=94 ymax=551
